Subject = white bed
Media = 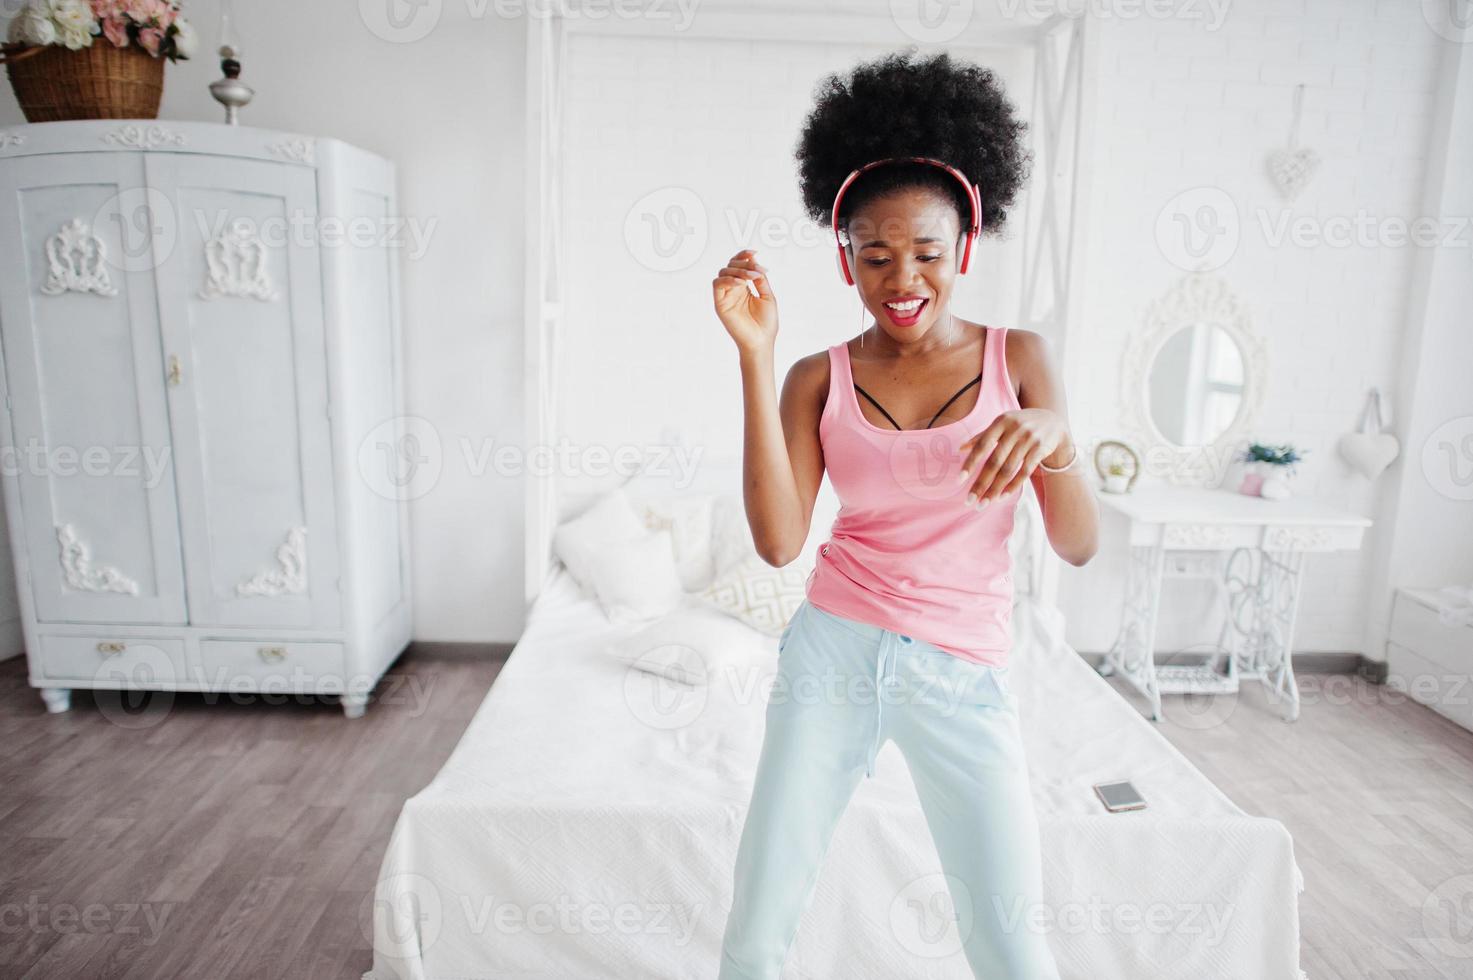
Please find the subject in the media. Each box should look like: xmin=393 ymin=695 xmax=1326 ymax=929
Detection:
xmin=364 ymin=492 xmax=1306 ymax=980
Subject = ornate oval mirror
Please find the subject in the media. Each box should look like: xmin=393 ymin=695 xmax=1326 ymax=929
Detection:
xmin=1147 ymin=321 xmax=1246 ymax=447
xmin=1121 ymin=272 xmax=1266 ymax=487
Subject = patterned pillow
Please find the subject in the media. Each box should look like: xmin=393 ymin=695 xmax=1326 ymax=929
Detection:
xmin=699 ymin=552 xmax=809 ymax=636
xmin=708 ymin=493 xmax=756 ymax=578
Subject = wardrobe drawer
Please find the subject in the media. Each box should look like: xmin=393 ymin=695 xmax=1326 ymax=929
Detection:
xmin=196 ymin=638 xmax=346 ymax=689
xmin=40 ymin=634 xmax=187 ymax=684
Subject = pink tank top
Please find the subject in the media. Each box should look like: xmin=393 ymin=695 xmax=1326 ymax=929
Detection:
xmin=804 ymin=325 xmax=1022 ymax=667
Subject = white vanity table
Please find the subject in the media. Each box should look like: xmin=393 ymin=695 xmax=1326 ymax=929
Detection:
xmin=1096 ymin=483 xmax=1371 ymax=722
xmin=1095 ymin=270 xmax=1374 ymax=722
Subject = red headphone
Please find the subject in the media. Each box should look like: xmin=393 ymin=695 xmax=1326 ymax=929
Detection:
xmin=830 ymin=156 xmax=982 ymax=286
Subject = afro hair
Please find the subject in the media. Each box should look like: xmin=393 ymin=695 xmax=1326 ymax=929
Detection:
xmin=795 ymin=47 xmax=1033 ymax=245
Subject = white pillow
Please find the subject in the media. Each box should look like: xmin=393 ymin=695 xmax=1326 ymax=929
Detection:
xmin=552 ymin=488 xmax=648 ymax=596
xmin=699 ymin=552 xmax=809 ymax=636
xmin=637 ymin=493 xmax=716 ymax=591
xmin=585 ymin=528 xmax=685 ymax=625
xmin=605 ymin=597 xmax=773 ymax=686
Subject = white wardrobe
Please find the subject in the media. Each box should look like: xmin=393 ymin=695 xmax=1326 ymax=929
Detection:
xmin=0 ymin=120 xmax=411 ymax=717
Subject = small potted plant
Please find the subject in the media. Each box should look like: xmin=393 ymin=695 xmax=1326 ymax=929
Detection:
xmin=1236 ymin=442 xmax=1307 ymax=500
xmin=2 ymin=1 xmax=197 ymax=123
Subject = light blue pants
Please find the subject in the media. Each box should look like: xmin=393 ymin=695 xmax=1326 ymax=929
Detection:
xmin=719 ymin=598 xmax=1061 ymax=980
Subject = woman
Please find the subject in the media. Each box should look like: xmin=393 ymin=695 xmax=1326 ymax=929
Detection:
xmin=710 ymin=49 xmax=1099 ymax=979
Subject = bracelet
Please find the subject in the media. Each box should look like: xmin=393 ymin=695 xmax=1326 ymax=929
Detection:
xmin=1037 ymin=439 xmax=1080 ymax=474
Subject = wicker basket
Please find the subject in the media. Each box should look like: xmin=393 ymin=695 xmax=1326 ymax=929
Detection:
xmin=1 ymin=41 xmax=164 ymax=122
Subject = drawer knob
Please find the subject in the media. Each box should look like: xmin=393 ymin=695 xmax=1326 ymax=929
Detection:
xmin=258 ymin=646 xmax=287 ymax=663
xmin=96 ymin=641 xmax=126 ymax=655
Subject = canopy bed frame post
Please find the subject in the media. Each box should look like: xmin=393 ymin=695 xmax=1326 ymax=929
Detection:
xmin=523 ymin=10 xmax=568 ymax=610
xmin=1020 ymin=11 xmax=1100 ymax=610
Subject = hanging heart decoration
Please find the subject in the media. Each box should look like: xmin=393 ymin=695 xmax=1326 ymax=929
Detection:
xmin=1267 ymin=84 xmax=1320 ymax=201
xmin=1268 ymin=146 xmax=1320 ymax=200
xmin=1337 ymin=387 xmax=1399 ymax=480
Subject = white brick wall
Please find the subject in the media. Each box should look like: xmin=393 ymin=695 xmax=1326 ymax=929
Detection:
xmin=1063 ymin=0 xmax=1447 ymax=655
xmin=553 ymin=2 xmax=1446 ymax=658
xmin=557 ymin=33 xmax=1034 ymax=486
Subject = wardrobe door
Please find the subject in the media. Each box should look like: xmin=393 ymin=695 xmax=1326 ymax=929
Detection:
xmin=144 ymin=153 xmax=340 ymax=629
xmin=0 ymin=153 xmax=188 ymax=624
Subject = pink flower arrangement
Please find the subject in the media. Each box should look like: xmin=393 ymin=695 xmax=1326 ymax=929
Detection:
xmin=6 ymin=0 xmax=198 ymax=62
xmin=91 ymin=0 xmax=196 ymax=60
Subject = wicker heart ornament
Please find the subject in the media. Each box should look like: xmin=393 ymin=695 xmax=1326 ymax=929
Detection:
xmin=1267 ymin=84 xmax=1319 ymax=202
xmin=1268 ymin=146 xmax=1320 ymax=201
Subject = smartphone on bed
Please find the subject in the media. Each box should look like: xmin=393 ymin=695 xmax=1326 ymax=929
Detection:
xmin=1093 ymin=780 xmax=1147 ymax=813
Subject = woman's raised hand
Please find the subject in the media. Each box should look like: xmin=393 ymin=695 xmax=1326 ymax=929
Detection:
xmin=713 ymin=248 xmax=778 ymax=353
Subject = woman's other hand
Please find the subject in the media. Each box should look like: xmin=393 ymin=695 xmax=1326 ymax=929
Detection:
xmin=955 ymin=408 xmax=1073 ymax=509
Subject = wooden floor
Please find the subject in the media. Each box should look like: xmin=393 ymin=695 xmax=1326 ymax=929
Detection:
xmin=0 ymin=643 xmax=507 ymax=980
xmin=1103 ymin=672 xmax=1473 ymax=980
xmin=2 ymin=652 xmax=1470 ymax=979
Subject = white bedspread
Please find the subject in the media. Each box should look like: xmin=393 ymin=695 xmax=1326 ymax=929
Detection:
xmin=364 ymin=566 xmax=1306 ymax=980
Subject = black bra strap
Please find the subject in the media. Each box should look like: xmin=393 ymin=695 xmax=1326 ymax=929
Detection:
xmin=853 ymin=372 xmax=984 ymax=431
xmin=924 ymin=374 xmax=982 ymax=428
xmin=853 ymin=385 xmax=903 ymax=431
